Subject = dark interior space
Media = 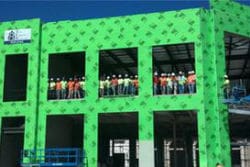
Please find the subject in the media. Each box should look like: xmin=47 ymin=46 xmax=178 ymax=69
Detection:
xmin=98 ymin=112 xmax=138 ymax=167
xmin=224 ymin=32 xmax=250 ymax=95
xmin=46 ymin=114 xmax=84 ymax=148
xmin=49 ymin=52 xmax=85 ymax=79
xmin=229 ymin=113 xmax=250 ymax=166
xmin=0 ymin=117 xmax=25 ymax=167
xmin=154 ymin=111 xmax=198 ymax=167
xmin=99 ymin=48 xmax=138 ymax=97
xmin=152 ymin=43 xmax=196 ymax=95
xmin=3 ymin=54 xmax=28 ymax=102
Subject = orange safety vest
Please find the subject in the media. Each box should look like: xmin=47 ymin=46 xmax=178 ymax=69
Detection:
xmin=187 ymin=74 xmax=195 ymax=84
xmin=133 ymin=79 xmax=139 ymax=88
xmin=68 ymin=81 xmax=74 ymax=91
xmin=56 ymin=82 xmax=62 ymax=90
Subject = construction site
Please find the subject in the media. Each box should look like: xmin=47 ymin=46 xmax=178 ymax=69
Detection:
xmin=0 ymin=0 xmax=250 ymax=167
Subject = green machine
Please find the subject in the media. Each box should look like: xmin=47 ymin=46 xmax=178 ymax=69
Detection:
xmin=0 ymin=0 xmax=250 ymax=167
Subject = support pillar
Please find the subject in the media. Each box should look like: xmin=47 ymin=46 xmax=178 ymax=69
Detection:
xmin=84 ymin=113 xmax=98 ymax=167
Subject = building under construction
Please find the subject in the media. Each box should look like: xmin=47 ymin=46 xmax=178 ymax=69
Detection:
xmin=0 ymin=0 xmax=250 ymax=167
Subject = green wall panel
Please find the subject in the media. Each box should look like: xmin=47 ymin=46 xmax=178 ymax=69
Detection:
xmin=0 ymin=1 xmax=249 ymax=166
xmin=0 ymin=19 xmax=41 ymax=151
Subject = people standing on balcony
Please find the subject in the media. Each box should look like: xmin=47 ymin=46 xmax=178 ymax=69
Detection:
xmin=55 ymin=78 xmax=62 ymax=99
xmin=67 ymin=78 xmax=74 ymax=99
xmin=118 ymin=74 xmax=124 ymax=95
xmin=61 ymin=77 xmax=67 ymax=99
xmin=111 ymin=75 xmax=118 ymax=96
xmin=160 ymin=73 xmax=167 ymax=95
xmin=104 ymin=76 xmax=111 ymax=96
xmin=178 ymin=71 xmax=186 ymax=94
xmin=153 ymin=72 xmax=159 ymax=95
xmin=48 ymin=78 xmax=56 ymax=99
xmin=123 ymin=74 xmax=130 ymax=95
xmin=187 ymin=71 xmax=196 ymax=94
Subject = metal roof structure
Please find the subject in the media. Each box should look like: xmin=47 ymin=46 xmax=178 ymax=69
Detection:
xmin=100 ymin=48 xmax=138 ymax=76
xmin=153 ymin=43 xmax=195 ymax=74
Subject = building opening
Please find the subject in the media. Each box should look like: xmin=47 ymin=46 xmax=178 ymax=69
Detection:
xmin=229 ymin=114 xmax=250 ymax=167
xmin=98 ymin=112 xmax=138 ymax=167
xmin=99 ymin=48 xmax=138 ymax=98
xmin=46 ymin=114 xmax=84 ymax=148
xmin=224 ymin=32 xmax=250 ymax=98
xmin=224 ymin=32 xmax=250 ymax=166
xmin=0 ymin=117 xmax=25 ymax=167
xmin=48 ymin=52 xmax=85 ymax=100
xmin=3 ymin=54 xmax=28 ymax=102
xmin=152 ymin=43 xmax=196 ymax=96
xmin=154 ymin=111 xmax=198 ymax=167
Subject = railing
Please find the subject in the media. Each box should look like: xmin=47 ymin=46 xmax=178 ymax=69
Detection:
xmin=21 ymin=148 xmax=87 ymax=167
xmin=222 ymin=86 xmax=250 ymax=114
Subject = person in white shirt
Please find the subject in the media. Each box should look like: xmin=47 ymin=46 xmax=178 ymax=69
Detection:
xmin=123 ymin=74 xmax=130 ymax=95
xmin=118 ymin=74 xmax=124 ymax=95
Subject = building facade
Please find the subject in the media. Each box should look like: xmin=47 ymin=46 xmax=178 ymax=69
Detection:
xmin=0 ymin=0 xmax=250 ymax=167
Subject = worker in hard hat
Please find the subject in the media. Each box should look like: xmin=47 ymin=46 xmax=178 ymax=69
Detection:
xmin=74 ymin=78 xmax=81 ymax=99
xmin=79 ymin=77 xmax=85 ymax=98
xmin=61 ymin=77 xmax=67 ymax=99
xmin=118 ymin=74 xmax=124 ymax=95
xmin=67 ymin=78 xmax=74 ymax=99
xmin=48 ymin=78 xmax=56 ymax=99
xmin=123 ymin=74 xmax=130 ymax=95
xmin=132 ymin=75 xmax=139 ymax=95
xmin=177 ymin=71 xmax=186 ymax=94
xmin=171 ymin=72 xmax=178 ymax=95
xmin=153 ymin=72 xmax=159 ymax=95
xmin=166 ymin=73 xmax=172 ymax=94
xmin=99 ymin=76 xmax=105 ymax=97
xmin=216 ymin=163 xmax=224 ymax=167
xmin=111 ymin=74 xmax=118 ymax=96
xmin=55 ymin=78 xmax=62 ymax=99
xmin=187 ymin=71 xmax=196 ymax=94
xmin=129 ymin=75 xmax=134 ymax=95
xmin=159 ymin=73 xmax=167 ymax=95
xmin=104 ymin=76 xmax=111 ymax=96
xmin=223 ymin=75 xmax=230 ymax=98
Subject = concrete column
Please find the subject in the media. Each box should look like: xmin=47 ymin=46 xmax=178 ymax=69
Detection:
xmin=240 ymin=146 xmax=245 ymax=167
xmin=84 ymin=113 xmax=98 ymax=167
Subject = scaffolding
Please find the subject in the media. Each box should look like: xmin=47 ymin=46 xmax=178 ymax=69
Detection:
xmin=20 ymin=148 xmax=87 ymax=167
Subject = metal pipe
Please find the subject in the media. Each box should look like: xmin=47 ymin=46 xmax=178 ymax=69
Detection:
xmin=173 ymin=118 xmax=177 ymax=167
xmin=240 ymin=145 xmax=245 ymax=167
xmin=192 ymin=140 xmax=197 ymax=167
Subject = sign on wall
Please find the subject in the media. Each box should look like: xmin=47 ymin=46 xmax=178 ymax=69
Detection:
xmin=4 ymin=29 xmax=32 ymax=44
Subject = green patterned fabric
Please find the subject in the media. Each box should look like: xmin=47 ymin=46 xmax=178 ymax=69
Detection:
xmin=0 ymin=1 xmax=249 ymax=166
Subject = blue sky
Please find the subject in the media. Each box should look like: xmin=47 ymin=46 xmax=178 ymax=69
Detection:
xmin=0 ymin=1 xmax=250 ymax=22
